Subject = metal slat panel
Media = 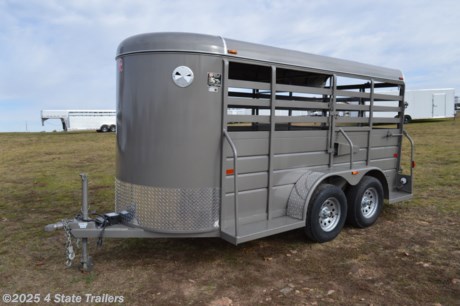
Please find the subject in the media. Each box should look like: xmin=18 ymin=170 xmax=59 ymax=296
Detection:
xmin=275 ymin=116 xmax=328 ymax=123
xmin=228 ymin=79 xmax=271 ymax=90
xmin=226 ymin=115 xmax=270 ymax=123
xmin=372 ymin=118 xmax=400 ymax=124
xmin=224 ymin=172 xmax=268 ymax=193
xmin=276 ymin=84 xmax=332 ymax=95
xmin=273 ymin=152 xmax=329 ymax=170
xmin=229 ymin=131 xmax=269 ymax=138
xmin=274 ymin=130 xmax=328 ymax=138
xmin=370 ymin=136 xmax=400 ymax=147
xmin=224 ymin=138 xmax=269 ymax=157
xmin=335 ymin=90 xmax=371 ymax=99
xmin=335 ymin=117 xmax=369 ymax=124
xmin=273 ymin=136 xmax=328 ymax=154
xmin=228 ymin=97 xmax=270 ymax=107
xmin=373 ymin=93 xmax=403 ymax=101
xmin=221 ymin=189 xmax=267 ymax=226
xmin=275 ymin=100 xmax=330 ymax=109
xmin=335 ymin=131 xmax=369 ymax=147
xmin=225 ymin=156 xmax=269 ymax=174
xmin=369 ymin=146 xmax=399 ymax=160
xmin=335 ymin=104 xmax=369 ymax=111
xmin=333 ymin=149 xmax=367 ymax=164
xmin=373 ymin=106 xmax=401 ymax=112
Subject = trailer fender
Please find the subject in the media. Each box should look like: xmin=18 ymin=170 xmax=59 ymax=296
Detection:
xmin=286 ymin=168 xmax=389 ymax=220
xmin=287 ymin=170 xmax=326 ymax=220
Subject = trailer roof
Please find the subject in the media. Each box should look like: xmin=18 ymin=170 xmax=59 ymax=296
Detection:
xmin=117 ymin=32 xmax=404 ymax=82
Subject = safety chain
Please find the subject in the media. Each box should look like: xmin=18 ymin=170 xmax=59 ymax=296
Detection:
xmin=63 ymin=219 xmax=75 ymax=267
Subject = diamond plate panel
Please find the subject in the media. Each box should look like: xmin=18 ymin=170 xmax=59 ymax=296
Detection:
xmin=115 ymin=179 xmax=220 ymax=233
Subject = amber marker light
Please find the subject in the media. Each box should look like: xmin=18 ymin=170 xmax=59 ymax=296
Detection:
xmin=226 ymin=169 xmax=234 ymax=175
xmin=351 ymin=171 xmax=359 ymax=175
xmin=228 ymin=49 xmax=238 ymax=55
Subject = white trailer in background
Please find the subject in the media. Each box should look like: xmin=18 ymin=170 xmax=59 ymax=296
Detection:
xmin=372 ymin=88 xmax=455 ymax=123
xmin=41 ymin=110 xmax=116 ymax=132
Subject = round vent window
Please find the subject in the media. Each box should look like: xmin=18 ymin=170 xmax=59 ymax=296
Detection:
xmin=172 ymin=66 xmax=194 ymax=88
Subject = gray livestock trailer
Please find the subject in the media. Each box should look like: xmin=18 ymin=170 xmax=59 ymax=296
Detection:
xmin=46 ymin=33 xmax=414 ymax=271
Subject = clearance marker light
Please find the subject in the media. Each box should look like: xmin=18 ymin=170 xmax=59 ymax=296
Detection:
xmin=393 ymin=153 xmax=399 ymax=158
xmin=351 ymin=171 xmax=359 ymax=175
xmin=226 ymin=169 xmax=234 ymax=175
xmin=228 ymin=49 xmax=238 ymax=55
xmin=412 ymin=161 xmax=416 ymax=168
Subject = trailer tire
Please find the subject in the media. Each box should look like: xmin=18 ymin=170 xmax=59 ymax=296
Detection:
xmin=100 ymin=125 xmax=109 ymax=133
xmin=346 ymin=176 xmax=383 ymax=228
xmin=305 ymin=184 xmax=347 ymax=243
xmin=403 ymin=115 xmax=411 ymax=124
xmin=109 ymin=125 xmax=116 ymax=132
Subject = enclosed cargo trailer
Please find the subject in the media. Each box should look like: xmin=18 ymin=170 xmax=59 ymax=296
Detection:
xmin=46 ymin=33 xmax=414 ymax=271
xmin=371 ymin=88 xmax=455 ymax=123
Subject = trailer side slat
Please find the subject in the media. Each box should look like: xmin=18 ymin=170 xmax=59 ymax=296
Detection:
xmin=373 ymin=106 xmax=402 ymax=112
xmin=276 ymin=84 xmax=332 ymax=96
xmin=372 ymin=117 xmax=401 ymax=124
xmin=226 ymin=115 xmax=270 ymax=123
xmin=335 ymin=104 xmax=369 ymax=111
xmin=228 ymin=79 xmax=271 ymax=90
xmin=274 ymin=116 xmax=328 ymax=123
xmin=335 ymin=117 xmax=370 ymax=123
xmin=275 ymin=100 xmax=330 ymax=109
xmin=335 ymin=89 xmax=371 ymax=99
xmin=228 ymin=97 xmax=270 ymax=107
xmin=373 ymin=93 xmax=403 ymax=101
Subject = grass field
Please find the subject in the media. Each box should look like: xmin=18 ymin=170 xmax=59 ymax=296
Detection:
xmin=0 ymin=119 xmax=459 ymax=305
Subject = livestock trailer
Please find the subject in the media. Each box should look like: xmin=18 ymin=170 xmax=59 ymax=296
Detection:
xmin=45 ymin=33 xmax=414 ymax=271
xmin=371 ymin=88 xmax=455 ymax=123
xmin=41 ymin=110 xmax=116 ymax=132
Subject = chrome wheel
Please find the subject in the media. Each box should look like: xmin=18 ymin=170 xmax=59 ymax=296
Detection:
xmin=318 ymin=197 xmax=341 ymax=232
xmin=361 ymin=187 xmax=378 ymax=219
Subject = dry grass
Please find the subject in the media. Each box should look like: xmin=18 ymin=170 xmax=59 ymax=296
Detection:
xmin=0 ymin=118 xmax=459 ymax=305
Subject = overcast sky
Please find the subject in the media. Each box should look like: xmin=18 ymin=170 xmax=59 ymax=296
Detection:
xmin=0 ymin=0 xmax=459 ymax=132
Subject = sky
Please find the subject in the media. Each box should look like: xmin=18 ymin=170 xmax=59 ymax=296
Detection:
xmin=0 ymin=0 xmax=459 ymax=132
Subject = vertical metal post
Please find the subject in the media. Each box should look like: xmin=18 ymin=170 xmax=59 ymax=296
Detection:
xmin=267 ymin=65 xmax=276 ymax=220
xmin=397 ymin=84 xmax=406 ymax=172
xmin=80 ymin=173 xmax=89 ymax=271
xmin=366 ymin=80 xmax=375 ymax=165
xmin=220 ymin=60 xmax=229 ymax=233
xmin=328 ymin=75 xmax=337 ymax=167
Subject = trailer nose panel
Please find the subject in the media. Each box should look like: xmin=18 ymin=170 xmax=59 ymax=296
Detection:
xmin=115 ymin=50 xmax=223 ymax=233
